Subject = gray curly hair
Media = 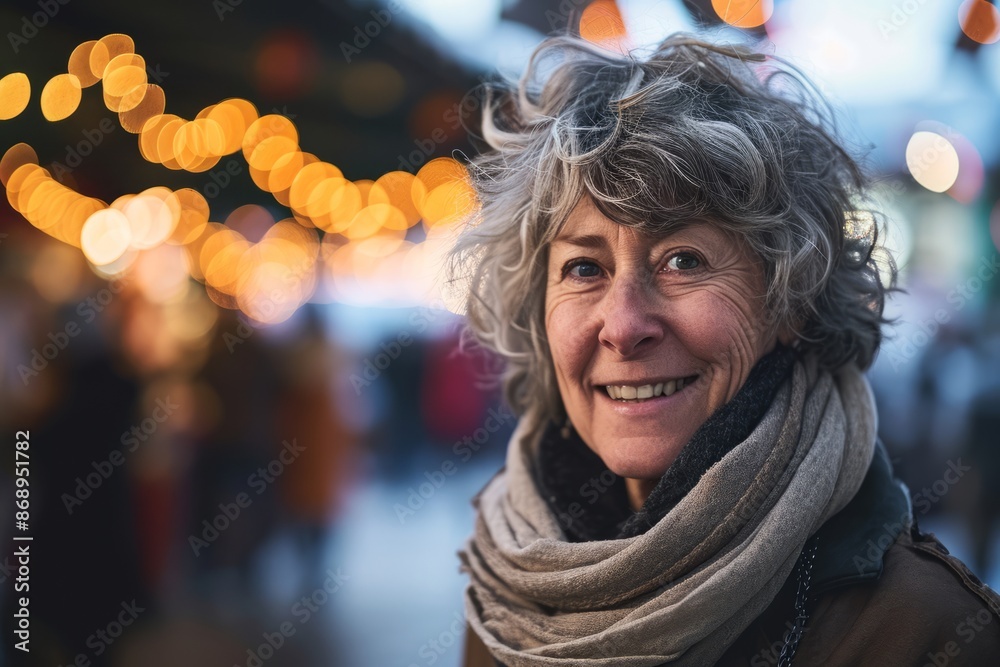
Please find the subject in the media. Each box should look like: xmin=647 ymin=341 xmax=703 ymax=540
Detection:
xmin=446 ymin=32 xmax=899 ymax=422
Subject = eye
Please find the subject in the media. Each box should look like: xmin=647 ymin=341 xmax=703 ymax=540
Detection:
xmin=666 ymin=253 xmax=700 ymax=271
xmin=563 ymin=259 xmax=603 ymax=281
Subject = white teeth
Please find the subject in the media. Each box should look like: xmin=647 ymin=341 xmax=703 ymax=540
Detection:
xmin=603 ymin=378 xmax=695 ymax=402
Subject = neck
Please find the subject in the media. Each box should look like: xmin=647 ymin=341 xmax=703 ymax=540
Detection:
xmin=625 ymin=477 xmax=657 ymax=511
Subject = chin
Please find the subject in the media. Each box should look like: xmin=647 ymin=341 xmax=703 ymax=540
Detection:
xmin=591 ymin=434 xmax=687 ymax=481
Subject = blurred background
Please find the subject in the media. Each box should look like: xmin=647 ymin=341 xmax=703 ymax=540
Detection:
xmin=0 ymin=0 xmax=998 ymax=665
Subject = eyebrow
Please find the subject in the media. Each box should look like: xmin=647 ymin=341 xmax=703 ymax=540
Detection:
xmin=550 ymin=234 xmax=609 ymax=249
xmin=552 ymin=222 xmax=720 ymax=250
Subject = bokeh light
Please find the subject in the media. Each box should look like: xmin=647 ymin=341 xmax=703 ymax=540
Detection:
xmin=120 ymin=187 xmax=182 ymax=249
xmin=253 ymin=29 xmax=320 ymax=99
xmin=40 ymin=74 xmax=82 ymax=121
xmin=133 ymin=243 xmax=191 ymax=303
xmin=1 ymin=12 xmax=999 ymax=667
xmin=29 ymin=241 xmax=86 ymax=303
xmin=413 ymin=157 xmax=477 ymax=229
xmin=711 ymin=0 xmax=773 ymax=29
xmin=87 ymin=40 xmax=111 ymax=80
xmin=946 ymin=132 xmax=985 ymax=204
xmin=337 ymin=62 xmax=405 ymax=117
xmin=1 ymin=33 xmax=490 ymax=317
xmin=67 ymin=40 xmax=103 ymax=87
xmin=81 ymin=208 xmax=133 ymax=265
xmin=580 ymin=0 xmax=629 ymax=51
xmin=98 ymin=33 xmax=135 ymax=64
xmin=0 ymin=72 xmax=31 ymax=120
xmin=959 ymin=0 xmax=1000 ymax=45
xmin=0 ymin=143 xmax=38 ymax=186
xmin=224 ymin=204 xmax=275 ymax=242
xmin=906 ymin=130 xmax=961 ymax=193
xmin=120 ymin=84 xmax=166 ymax=133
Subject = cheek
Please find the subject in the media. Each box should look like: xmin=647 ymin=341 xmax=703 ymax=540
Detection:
xmin=545 ymin=299 xmax=590 ymax=381
xmin=666 ymin=290 xmax=760 ymax=365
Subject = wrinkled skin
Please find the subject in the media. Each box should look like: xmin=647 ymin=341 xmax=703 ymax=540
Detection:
xmin=544 ymin=196 xmax=793 ymax=509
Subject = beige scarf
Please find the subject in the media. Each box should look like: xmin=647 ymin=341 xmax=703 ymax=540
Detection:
xmin=458 ymin=354 xmax=877 ymax=666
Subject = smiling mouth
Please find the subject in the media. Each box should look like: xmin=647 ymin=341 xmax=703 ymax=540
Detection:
xmin=601 ymin=375 xmax=699 ymax=402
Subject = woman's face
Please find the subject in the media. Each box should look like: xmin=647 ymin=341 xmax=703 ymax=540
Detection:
xmin=544 ymin=196 xmax=784 ymax=480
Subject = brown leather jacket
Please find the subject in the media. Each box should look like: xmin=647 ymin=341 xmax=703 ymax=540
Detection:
xmin=461 ymin=445 xmax=1000 ymax=666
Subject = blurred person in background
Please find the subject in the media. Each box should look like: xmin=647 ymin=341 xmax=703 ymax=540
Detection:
xmin=275 ymin=308 xmax=361 ymax=591
xmin=449 ymin=33 xmax=1000 ymax=666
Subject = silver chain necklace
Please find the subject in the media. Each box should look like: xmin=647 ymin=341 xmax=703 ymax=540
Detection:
xmin=777 ymin=535 xmax=819 ymax=667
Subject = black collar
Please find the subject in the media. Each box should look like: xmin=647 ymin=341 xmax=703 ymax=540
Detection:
xmin=808 ymin=439 xmax=912 ymax=595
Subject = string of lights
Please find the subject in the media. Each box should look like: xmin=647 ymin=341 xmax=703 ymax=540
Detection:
xmin=1 ymin=33 xmax=478 ymax=323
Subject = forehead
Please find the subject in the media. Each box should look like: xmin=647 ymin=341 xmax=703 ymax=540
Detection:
xmin=552 ymin=196 xmax=733 ymax=249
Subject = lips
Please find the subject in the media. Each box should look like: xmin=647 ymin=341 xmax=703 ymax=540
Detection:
xmin=593 ymin=374 xmax=701 ymax=415
xmin=598 ymin=375 xmax=700 ymax=401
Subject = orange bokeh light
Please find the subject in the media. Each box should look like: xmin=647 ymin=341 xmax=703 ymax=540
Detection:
xmin=40 ymin=74 xmax=82 ymax=121
xmin=580 ymin=0 xmax=628 ymax=48
xmin=959 ymin=0 xmax=1000 ymax=44
xmin=0 ymin=73 xmax=31 ymax=120
xmin=3 ymin=32 xmax=490 ymax=315
xmin=711 ymin=0 xmax=773 ymax=29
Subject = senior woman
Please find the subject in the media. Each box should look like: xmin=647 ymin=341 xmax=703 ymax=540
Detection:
xmin=450 ymin=33 xmax=1000 ymax=667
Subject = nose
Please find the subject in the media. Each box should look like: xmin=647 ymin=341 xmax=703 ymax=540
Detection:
xmin=597 ymin=273 xmax=664 ymax=357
